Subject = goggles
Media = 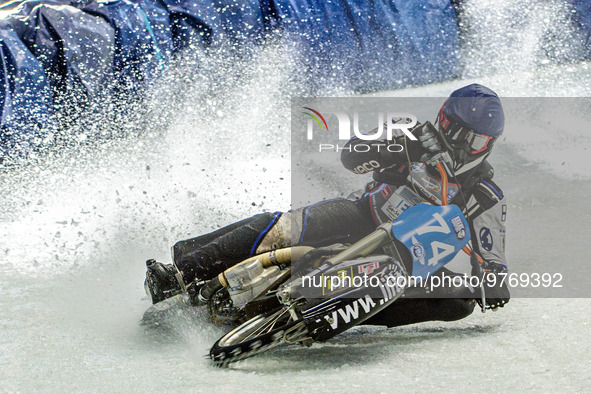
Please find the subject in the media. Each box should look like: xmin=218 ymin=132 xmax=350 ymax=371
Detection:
xmin=438 ymin=109 xmax=494 ymax=155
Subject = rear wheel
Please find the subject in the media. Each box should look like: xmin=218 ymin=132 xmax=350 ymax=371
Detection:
xmin=209 ymin=305 xmax=308 ymax=366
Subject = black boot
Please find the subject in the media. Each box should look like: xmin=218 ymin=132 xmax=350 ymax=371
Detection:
xmin=144 ymin=259 xmax=185 ymax=304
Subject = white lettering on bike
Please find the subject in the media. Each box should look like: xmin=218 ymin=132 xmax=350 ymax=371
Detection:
xmin=410 ymin=212 xmax=456 ymax=267
xmin=416 ymin=212 xmax=451 ymax=235
xmin=428 ymin=241 xmax=455 ymax=266
xmin=325 ymin=294 xmax=377 ymax=330
xmin=338 ymin=301 xmax=359 ymax=324
xmin=357 ymin=296 xmax=376 ymax=314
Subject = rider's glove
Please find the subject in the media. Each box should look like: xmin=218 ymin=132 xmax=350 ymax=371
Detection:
xmin=417 ymin=122 xmax=454 ymax=169
xmin=472 ymin=260 xmax=510 ymax=310
xmin=417 ymin=122 xmax=442 ymax=159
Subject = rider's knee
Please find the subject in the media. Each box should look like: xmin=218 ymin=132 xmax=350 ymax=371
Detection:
xmin=254 ymin=212 xmax=294 ymax=254
xmin=362 ymin=296 xmax=476 ymax=328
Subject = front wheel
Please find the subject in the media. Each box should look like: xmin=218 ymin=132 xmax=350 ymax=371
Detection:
xmin=209 ymin=305 xmax=308 ymax=366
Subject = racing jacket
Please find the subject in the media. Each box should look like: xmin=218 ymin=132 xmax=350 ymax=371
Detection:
xmin=341 ymin=132 xmax=508 ymax=268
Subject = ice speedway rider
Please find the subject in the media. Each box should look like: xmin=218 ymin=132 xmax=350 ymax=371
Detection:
xmin=144 ymin=83 xmax=510 ymax=327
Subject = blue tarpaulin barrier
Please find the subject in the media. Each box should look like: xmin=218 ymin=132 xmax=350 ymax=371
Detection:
xmin=82 ymin=0 xmax=173 ymax=92
xmin=159 ymin=0 xmax=266 ymax=52
xmin=18 ymin=4 xmax=116 ymax=106
xmin=272 ymin=0 xmax=460 ymax=92
xmin=570 ymin=0 xmax=591 ymax=54
xmin=0 ymin=0 xmax=461 ymax=159
xmin=0 ymin=16 xmax=54 ymax=158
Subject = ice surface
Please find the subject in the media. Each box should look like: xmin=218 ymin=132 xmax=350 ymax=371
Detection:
xmin=1 ymin=1 xmax=591 ymax=390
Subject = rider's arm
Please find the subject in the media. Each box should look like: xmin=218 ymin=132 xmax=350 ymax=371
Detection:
xmin=466 ymin=179 xmax=507 ymax=267
xmin=340 ymin=124 xmax=425 ymax=175
xmin=466 ymin=178 xmax=510 ymax=309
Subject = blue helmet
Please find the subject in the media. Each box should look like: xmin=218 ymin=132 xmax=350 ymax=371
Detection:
xmin=437 ymin=84 xmax=504 ymax=168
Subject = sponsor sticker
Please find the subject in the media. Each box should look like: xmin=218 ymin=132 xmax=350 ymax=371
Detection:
xmin=378 ymin=186 xmax=423 ymax=222
xmin=479 ymin=227 xmax=493 ymax=251
xmin=358 ymin=261 xmax=380 ymax=275
xmin=412 ymin=243 xmax=425 ymax=259
xmin=423 ymin=177 xmax=441 ymax=192
xmin=450 ymin=215 xmax=466 ymax=240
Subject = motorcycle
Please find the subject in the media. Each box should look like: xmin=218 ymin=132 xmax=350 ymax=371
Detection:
xmin=204 ymin=200 xmax=472 ymax=366
xmin=142 ymin=160 xmax=485 ymax=366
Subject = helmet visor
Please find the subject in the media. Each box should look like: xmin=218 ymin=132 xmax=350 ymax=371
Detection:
xmin=468 ymin=132 xmax=494 ymax=154
xmin=438 ymin=110 xmax=494 ymax=155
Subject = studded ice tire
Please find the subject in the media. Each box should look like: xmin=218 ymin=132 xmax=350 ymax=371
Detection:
xmin=209 ymin=306 xmax=305 ymax=367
